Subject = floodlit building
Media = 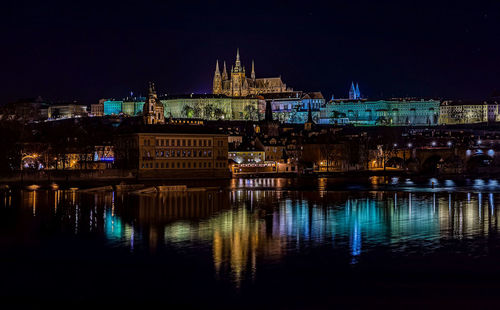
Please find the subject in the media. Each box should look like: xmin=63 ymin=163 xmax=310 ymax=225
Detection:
xmin=438 ymin=100 xmax=500 ymax=125
xmin=115 ymin=127 xmax=229 ymax=179
xmin=213 ymin=49 xmax=292 ymax=97
xmin=143 ymin=82 xmax=165 ymax=125
xmin=326 ymin=98 xmax=440 ymax=126
xmin=48 ymin=103 xmax=88 ymax=119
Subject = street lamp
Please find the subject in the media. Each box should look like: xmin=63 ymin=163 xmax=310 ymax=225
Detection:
xmin=431 ymin=141 xmax=436 ymax=147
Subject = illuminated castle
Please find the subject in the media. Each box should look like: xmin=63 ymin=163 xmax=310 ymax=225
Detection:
xmin=213 ymin=49 xmax=292 ymax=97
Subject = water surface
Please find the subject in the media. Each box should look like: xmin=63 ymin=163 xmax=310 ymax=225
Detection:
xmin=2 ymin=178 xmax=500 ymax=309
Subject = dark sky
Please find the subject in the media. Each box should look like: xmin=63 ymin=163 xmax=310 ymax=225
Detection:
xmin=2 ymin=0 xmax=500 ymax=104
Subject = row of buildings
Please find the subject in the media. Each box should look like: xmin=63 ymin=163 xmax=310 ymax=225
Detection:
xmin=10 ymin=94 xmax=500 ymax=127
xmin=15 ymin=80 xmax=500 ymax=180
xmin=91 ymin=95 xmax=500 ymax=127
xmin=4 ymin=49 xmax=499 ymax=127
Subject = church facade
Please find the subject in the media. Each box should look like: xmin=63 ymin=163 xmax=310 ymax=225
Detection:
xmin=213 ymin=49 xmax=292 ymax=97
xmin=143 ymin=82 xmax=165 ymax=125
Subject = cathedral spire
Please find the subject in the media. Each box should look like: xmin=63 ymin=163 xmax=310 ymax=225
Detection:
xmin=251 ymin=60 xmax=255 ymax=80
xmin=213 ymin=60 xmax=222 ymax=94
xmin=349 ymin=82 xmax=356 ymax=100
xmin=234 ymin=48 xmax=242 ymax=71
xmin=222 ymin=61 xmax=228 ymax=80
xmin=355 ymin=83 xmax=361 ymax=99
xmin=215 ymin=60 xmax=220 ymax=76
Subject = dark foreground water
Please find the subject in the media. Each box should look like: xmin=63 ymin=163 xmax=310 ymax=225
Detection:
xmin=2 ymin=177 xmax=500 ymax=309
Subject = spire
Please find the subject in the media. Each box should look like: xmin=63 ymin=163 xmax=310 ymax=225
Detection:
xmin=349 ymin=82 xmax=356 ymax=100
xmin=213 ymin=61 xmax=222 ymax=94
xmin=148 ymin=81 xmax=156 ymax=95
xmin=222 ymin=61 xmax=228 ymax=80
xmin=234 ymin=48 xmax=242 ymax=71
xmin=215 ymin=60 xmax=220 ymax=75
xmin=251 ymin=60 xmax=255 ymax=80
xmin=355 ymin=83 xmax=361 ymax=99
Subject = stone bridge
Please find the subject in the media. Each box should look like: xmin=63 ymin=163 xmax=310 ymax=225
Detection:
xmin=387 ymin=147 xmax=499 ymax=173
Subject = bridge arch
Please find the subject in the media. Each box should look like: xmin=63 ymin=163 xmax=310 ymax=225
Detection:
xmin=421 ymin=155 xmax=443 ymax=174
xmin=385 ymin=157 xmax=405 ymax=169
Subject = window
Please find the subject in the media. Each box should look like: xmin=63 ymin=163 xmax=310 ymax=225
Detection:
xmin=188 ymin=140 xmax=191 ymax=146
xmin=208 ymin=140 xmax=211 ymax=146
xmin=166 ymin=139 xmax=169 ymax=146
xmin=166 ymin=162 xmax=169 ymax=168
xmin=155 ymin=163 xmax=158 ymax=168
xmin=177 ymin=162 xmax=180 ymax=168
xmin=187 ymin=162 xmax=191 ymax=168
xmin=182 ymin=162 xmax=185 ymax=168
xmin=182 ymin=140 xmax=186 ymax=146
xmin=193 ymin=162 xmax=196 ymax=168
xmin=177 ymin=139 xmax=181 ymax=146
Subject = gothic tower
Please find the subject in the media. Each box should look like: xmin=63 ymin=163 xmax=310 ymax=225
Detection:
xmin=143 ymin=82 xmax=165 ymax=125
xmin=213 ymin=60 xmax=222 ymax=94
xmin=251 ymin=60 xmax=255 ymax=80
xmin=349 ymin=82 xmax=356 ymax=100
xmin=355 ymin=83 xmax=361 ymax=99
xmin=222 ymin=61 xmax=228 ymax=80
xmin=231 ymin=48 xmax=247 ymax=96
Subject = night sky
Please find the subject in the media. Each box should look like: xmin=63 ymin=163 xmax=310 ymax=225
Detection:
xmin=2 ymin=0 xmax=499 ymax=104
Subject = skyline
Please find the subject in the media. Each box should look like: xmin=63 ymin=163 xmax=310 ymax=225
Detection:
xmin=2 ymin=0 xmax=500 ymax=103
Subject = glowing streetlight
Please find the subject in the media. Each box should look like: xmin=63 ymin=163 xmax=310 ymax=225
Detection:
xmin=431 ymin=141 xmax=436 ymax=147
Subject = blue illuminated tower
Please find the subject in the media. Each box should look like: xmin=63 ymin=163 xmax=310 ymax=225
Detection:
xmin=349 ymin=82 xmax=356 ymax=100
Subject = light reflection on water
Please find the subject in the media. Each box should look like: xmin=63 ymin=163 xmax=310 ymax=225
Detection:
xmin=3 ymin=178 xmax=500 ymax=286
